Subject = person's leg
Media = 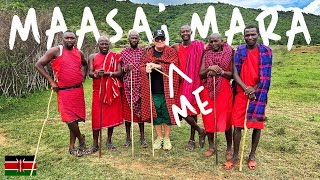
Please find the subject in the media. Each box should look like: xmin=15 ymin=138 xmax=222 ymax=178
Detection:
xmin=225 ymin=127 xmax=233 ymax=152
xmin=184 ymin=115 xmax=206 ymax=148
xmin=189 ymin=115 xmax=197 ymax=141
xmin=225 ymin=127 xmax=233 ymax=160
xmin=139 ymin=122 xmax=148 ymax=148
xmin=163 ymin=124 xmax=171 ymax=138
xmin=163 ymin=124 xmax=172 ymax=150
xmin=204 ymin=132 xmax=215 ymax=157
xmin=139 ymin=122 xmax=145 ymax=140
xmin=231 ymin=127 xmax=242 ymax=162
xmin=106 ymin=127 xmax=116 ymax=150
xmin=155 ymin=125 xmax=163 ymax=138
xmin=93 ymin=129 xmax=99 ymax=147
xmin=69 ymin=130 xmax=76 ymax=150
xmin=249 ymin=128 xmax=261 ymax=160
xmin=67 ymin=121 xmax=84 ymax=145
xmin=123 ymin=121 xmax=131 ymax=147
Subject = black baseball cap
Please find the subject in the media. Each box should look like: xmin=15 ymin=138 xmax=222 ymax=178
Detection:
xmin=153 ymin=30 xmax=165 ymax=38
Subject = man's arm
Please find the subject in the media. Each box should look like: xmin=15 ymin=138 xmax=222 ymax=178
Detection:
xmin=80 ymin=51 xmax=88 ymax=81
xmin=35 ymin=47 xmax=59 ymax=91
xmin=232 ymin=60 xmax=255 ymax=100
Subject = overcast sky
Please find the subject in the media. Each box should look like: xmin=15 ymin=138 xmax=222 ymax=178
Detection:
xmin=127 ymin=0 xmax=320 ymax=15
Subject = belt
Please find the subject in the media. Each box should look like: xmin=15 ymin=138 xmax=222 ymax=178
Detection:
xmin=58 ymin=83 xmax=82 ymax=91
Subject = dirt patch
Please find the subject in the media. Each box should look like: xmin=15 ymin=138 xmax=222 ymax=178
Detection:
xmin=0 ymin=128 xmax=7 ymax=146
xmin=291 ymin=46 xmax=320 ymax=53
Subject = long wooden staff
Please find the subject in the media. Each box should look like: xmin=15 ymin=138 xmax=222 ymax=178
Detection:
xmin=130 ymin=70 xmax=134 ymax=156
xmin=148 ymin=73 xmax=155 ymax=157
xmin=239 ymin=100 xmax=250 ymax=171
xmin=99 ymin=76 xmax=103 ymax=158
xmin=31 ymin=90 xmax=54 ymax=176
xmin=213 ymin=76 xmax=218 ymax=165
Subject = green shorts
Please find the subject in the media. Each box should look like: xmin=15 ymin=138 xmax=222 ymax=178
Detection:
xmin=153 ymin=94 xmax=172 ymax=126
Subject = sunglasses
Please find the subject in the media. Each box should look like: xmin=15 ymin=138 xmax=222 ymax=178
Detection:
xmin=155 ymin=37 xmax=165 ymax=42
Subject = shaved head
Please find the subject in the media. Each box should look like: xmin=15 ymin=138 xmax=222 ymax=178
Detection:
xmin=209 ymin=33 xmax=222 ymax=40
xmin=98 ymin=36 xmax=109 ymax=43
xmin=181 ymin=25 xmax=191 ymax=31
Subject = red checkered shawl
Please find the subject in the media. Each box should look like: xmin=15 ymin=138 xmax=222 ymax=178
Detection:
xmin=121 ymin=47 xmax=144 ymax=118
xmin=203 ymin=42 xmax=233 ymax=99
xmin=140 ymin=46 xmax=179 ymax=125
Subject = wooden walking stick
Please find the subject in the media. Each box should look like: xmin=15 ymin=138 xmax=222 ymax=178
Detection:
xmin=31 ymin=90 xmax=54 ymax=176
xmin=148 ymin=73 xmax=155 ymax=157
xmin=99 ymin=76 xmax=103 ymax=158
xmin=239 ymin=100 xmax=250 ymax=171
xmin=130 ymin=70 xmax=134 ymax=157
xmin=213 ymin=76 xmax=218 ymax=165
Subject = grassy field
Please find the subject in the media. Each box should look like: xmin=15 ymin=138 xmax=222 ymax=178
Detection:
xmin=0 ymin=46 xmax=320 ymax=179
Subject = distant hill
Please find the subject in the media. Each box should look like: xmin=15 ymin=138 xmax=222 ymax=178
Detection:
xmin=1 ymin=0 xmax=320 ymax=46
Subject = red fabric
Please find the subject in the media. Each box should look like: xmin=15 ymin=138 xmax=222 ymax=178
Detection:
xmin=178 ymin=41 xmax=204 ymax=105
xmin=140 ymin=46 xmax=179 ymax=125
xmin=232 ymin=47 xmax=264 ymax=129
xmin=51 ymin=46 xmax=85 ymax=122
xmin=121 ymin=47 xmax=143 ymax=118
xmin=91 ymin=52 xmax=123 ymax=129
xmin=200 ymin=74 xmax=232 ymax=133
xmin=122 ymin=90 xmax=140 ymax=122
xmin=203 ymin=42 xmax=233 ymax=99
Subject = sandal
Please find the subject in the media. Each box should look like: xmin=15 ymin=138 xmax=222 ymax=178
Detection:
xmin=199 ymin=129 xmax=206 ymax=148
xmin=77 ymin=134 xmax=86 ymax=157
xmin=224 ymin=160 xmax=239 ymax=170
xmin=204 ymin=148 xmax=215 ymax=157
xmin=185 ymin=140 xmax=196 ymax=151
xmin=140 ymin=139 xmax=148 ymax=148
xmin=106 ymin=143 xmax=117 ymax=151
xmin=225 ymin=150 xmax=233 ymax=161
xmin=248 ymin=159 xmax=257 ymax=170
xmin=123 ymin=140 xmax=131 ymax=148
xmin=85 ymin=146 xmax=99 ymax=154
xmin=69 ymin=149 xmax=78 ymax=155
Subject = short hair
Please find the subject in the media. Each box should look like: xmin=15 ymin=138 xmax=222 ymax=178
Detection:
xmin=63 ymin=29 xmax=74 ymax=35
xmin=244 ymin=25 xmax=259 ymax=34
xmin=128 ymin=30 xmax=140 ymax=38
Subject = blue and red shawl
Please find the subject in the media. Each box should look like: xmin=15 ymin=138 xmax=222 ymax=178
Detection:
xmin=234 ymin=44 xmax=272 ymax=122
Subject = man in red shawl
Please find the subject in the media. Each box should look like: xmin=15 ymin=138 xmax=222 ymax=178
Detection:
xmin=225 ymin=25 xmax=273 ymax=170
xmin=120 ymin=30 xmax=148 ymax=148
xmin=172 ymin=25 xmax=206 ymax=151
xmin=87 ymin=36 xmax=123 ymax=152
xmin=199 ymin=33 xmax=233 ymax=159
xmin=35 ymin=30 xmax=87 ymax=157
xmin=140 ymin=30 xmax=179 ymax=150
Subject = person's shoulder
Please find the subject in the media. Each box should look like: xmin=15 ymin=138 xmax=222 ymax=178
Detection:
xmin=171 ymin=43 xmax=180 ymax=51
xmin=259 ymin=44 xmax=272 ymax=52
xmin=89 ymin=53 xmax=98 ymax=60
xmin=236 ymin=44 xmax=246 ymax=50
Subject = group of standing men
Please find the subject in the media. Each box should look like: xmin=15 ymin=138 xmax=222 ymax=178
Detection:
xmin=35 ymin=24 xmax=272 ymax=171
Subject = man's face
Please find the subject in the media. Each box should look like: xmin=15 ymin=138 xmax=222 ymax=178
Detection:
xmin=180 ymin=26 xmax=191 ymax=41
xmin=244 ymin=28 xmax=259 ymax=47
xmin=153 ymin=36 xmax=166 ymax=49
xmin=63 ymin=32 xmax=76 ymax=50
xmin=129 ymin=33 xmax=140 ymax=48
xmin=209 ymin=36 xmax=223 ymax=52
xmin=98 ymin=39 xmax=110 ymax=54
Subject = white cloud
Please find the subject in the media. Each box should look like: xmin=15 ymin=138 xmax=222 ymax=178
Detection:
xmin=303 ymin=0 xmax=320 ymax=15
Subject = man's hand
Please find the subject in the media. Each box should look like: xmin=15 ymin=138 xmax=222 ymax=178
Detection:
xmin=93 ymin=69 xmax=104 ymax=78
xmin=245 ymin=86 xmax=256 ymax=100
xmin=50 ymin=81 xmax=59 ymax=92
xmin=207 ymin=71 xmax=217 ymax=77
xmin=146 ymin=63 xmax=153 ymax=73
xmin=208 ymin=65 xmax=222 ymax=75
xmin=124 ymin=64 xmax=133 ymax=72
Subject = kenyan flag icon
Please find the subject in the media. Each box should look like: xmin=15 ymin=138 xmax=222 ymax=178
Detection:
xmin=4 ymin=156 xmax=36 ymax=176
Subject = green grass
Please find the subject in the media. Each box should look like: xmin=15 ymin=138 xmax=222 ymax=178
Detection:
xmin=1 ymin=46 xmax=320 ymax=179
